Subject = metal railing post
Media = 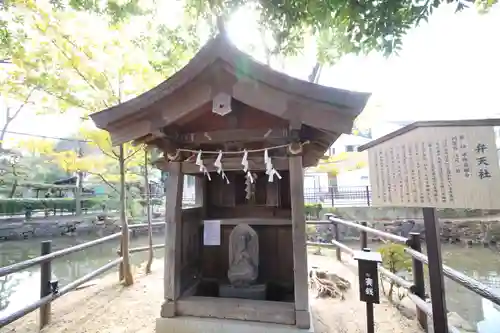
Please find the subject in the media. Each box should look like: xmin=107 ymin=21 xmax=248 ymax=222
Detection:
xmin=330 ymin=186 xmax=335 ymax=207
xmin=40 ymin=241 xmax=52 ymax=329
xmin=365 ymin=186 xmax=371 ymax=206
xmin=360 ymin=221 xmax=368 ymax=248
xmin=325 ymin=214 xmax=341 ymax=261
xmin=409 ymin=232 xmax=428 ymax=331
xmin=118 ymin=235 xmax=124 ymax=282
xmin=333 ymin=220 xmax=341 ymax=261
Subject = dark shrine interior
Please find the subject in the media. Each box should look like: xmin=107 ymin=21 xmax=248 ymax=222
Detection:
xmin=182 ymin=169 xmax=296 ymax=303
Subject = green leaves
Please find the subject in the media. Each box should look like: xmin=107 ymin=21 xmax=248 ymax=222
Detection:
xmin=379 ymin=243 xmax=412 ymax=273
xmin=185 ymin=0 xmax=495 ymax=62
xmin=4 ymin=0 xmax=150 ymax=24
xmin=1 ymin=0 xmax=201 ymax=113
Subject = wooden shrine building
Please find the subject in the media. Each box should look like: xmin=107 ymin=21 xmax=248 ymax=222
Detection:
xmin=90 ymin=33 xmax=370 ymax=332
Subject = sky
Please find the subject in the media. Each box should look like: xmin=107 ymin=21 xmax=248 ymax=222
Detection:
xmin=1 ymin=2 xmax=500 ymax=145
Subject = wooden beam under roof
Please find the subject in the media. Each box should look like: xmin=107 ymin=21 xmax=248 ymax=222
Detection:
xmin=149 ymin=137 xmax=179 ymax=157
xmin=179 ymin=128 xmax=289 ymax=145
xmin=156 ymin=156 xmax=289 ymax=174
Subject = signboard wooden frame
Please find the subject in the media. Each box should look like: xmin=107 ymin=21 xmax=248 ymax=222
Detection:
xmin=358 ymin=119 xmax=500 ymax=210
xmin=359 ymin=119 xmax=500 ymax=333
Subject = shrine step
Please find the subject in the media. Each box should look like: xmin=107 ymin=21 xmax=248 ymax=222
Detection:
xmin=156 ymin=316 xmax=314 ymax=333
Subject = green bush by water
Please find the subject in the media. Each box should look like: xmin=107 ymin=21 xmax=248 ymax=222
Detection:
xmin=0 ymin=197 xmax=104 ymax=216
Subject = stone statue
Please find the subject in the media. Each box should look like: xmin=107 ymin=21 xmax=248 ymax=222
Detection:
xmin=227 ymin=224 xmax=258 ymax=287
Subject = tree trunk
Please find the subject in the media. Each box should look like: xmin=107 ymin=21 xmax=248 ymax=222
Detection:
xmin=119 ymin=144 xmax=134 ymax=285
xmin=308 ymin=62 xmax=322 ymax=83
xmin=8 ymin=164 xmax=18 ymax=198
xmin=9 ymin=179 xmax=17 ymax=198
xmin=0 ymin=122 xmax=9 ymax=152
xmin=75 ymin=148 xmax=83 ymax=215
xmin=388 ymin=282 xmax=394 ymax=301
xmin=0 ymin=89 xmax=35 ymax=152
xmin=144 ymin=150 xmax=154 ymax=274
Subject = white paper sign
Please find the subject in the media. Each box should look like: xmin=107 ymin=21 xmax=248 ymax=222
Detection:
xmin=203 ymin=220 xmax=221 ymax=246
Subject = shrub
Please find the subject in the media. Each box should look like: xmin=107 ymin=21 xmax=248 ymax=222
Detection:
xmin=136 ymin=198 xmax=163 ymax=206
xmin=378 ymin=243 xmax=412 ymax=301
xmin=0 ymin=197 xmax=104 ymax=216
xmin=305 ymin=203 xmax=322 ymax=219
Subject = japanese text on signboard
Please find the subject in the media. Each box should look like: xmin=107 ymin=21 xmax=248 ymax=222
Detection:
xmin=367 ymin=126 xmax=500 ymax=209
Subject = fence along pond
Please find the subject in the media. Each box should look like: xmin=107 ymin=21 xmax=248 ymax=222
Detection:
xmin=2 ymin=214 xmax=500 ymax=332
xmin=0 ymin=223 xmax=162 ymax=330
xmin=307 ymin=214 xmax=500 ymax=333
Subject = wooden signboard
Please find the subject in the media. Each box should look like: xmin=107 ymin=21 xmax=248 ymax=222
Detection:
xmin=360 ymin=122 xmax=500 ymax=209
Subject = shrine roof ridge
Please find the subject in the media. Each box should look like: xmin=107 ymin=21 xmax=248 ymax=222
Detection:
xmin=358 ymin=118 xmax=500 ymax=151
xmin=90 ymin=34 xmax=371 ymax=130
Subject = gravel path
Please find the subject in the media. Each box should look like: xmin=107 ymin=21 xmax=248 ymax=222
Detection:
xmin=2 ymin=256 xmax=422 ymax=333
xmin=1 ymin=261 xmax=163 ymax=333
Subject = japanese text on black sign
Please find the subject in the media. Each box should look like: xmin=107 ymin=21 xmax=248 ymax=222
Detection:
xmin=365 ymin=273 xmax=374 ymax=297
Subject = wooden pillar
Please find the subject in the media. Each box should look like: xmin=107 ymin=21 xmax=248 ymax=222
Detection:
xmin=194 ymin=176 xmax=206 ymax=218
xmin=161 ymin=162 xmax=184 ymax=318
xmin=423 ymin=207 xmax=448 ymax=333
xmin=289 ymin=154 xmax=310 ymax=329
xmin=194 ymin=176 xmax=203 ymax=206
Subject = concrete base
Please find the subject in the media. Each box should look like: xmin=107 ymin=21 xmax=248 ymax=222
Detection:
xmin=156 ymin=315 xmax=315 ymax=333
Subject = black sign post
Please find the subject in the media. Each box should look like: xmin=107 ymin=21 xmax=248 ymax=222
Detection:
xmin=354 ymin=248 xmax=382 ymax=333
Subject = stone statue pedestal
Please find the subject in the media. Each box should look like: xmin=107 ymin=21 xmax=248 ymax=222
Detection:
xmin=219 ymin=283 xmax=267 ymax=300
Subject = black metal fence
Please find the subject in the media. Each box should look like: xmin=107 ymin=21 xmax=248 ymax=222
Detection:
xmin=156 ymin=185 xmax=374 ymax=207
xmin=155 ymin=186 xmax=375 ymax=207
xmin=304 ymin=185 xmax=371 ymax=207
xmin=182 ymin=185 xmax=374 ymax=207
xmin=306 ymin=215 xmax=500 ymax=333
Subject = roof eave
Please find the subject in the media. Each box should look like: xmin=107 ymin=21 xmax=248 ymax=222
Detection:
xmin=90 ymin=34 xmax=371 ymax=135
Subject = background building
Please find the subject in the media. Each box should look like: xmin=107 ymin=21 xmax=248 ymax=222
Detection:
xmin=304 ymin=120 xmax=412 ymax=206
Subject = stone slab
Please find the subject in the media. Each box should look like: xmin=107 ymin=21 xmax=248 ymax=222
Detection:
xmin=156 ymin=315 xmax=315 ymax=333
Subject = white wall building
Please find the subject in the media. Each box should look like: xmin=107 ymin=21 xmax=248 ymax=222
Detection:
xmin=325 ymin=133 xmax=371 ymax=156
xmin=306 ymin=121 xmax=411 ymax=190
xmin=336 ymin=168 xmax=370 ymax=187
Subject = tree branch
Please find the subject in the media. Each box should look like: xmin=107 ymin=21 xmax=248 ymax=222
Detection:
xmin=308 ymin=62 xmax=322 ymax=83
xmin=125 ymin=146 xmax=144 ymax=162
xmin=87 ymin=171 xmax=119 ymax=194
xmin=32 ymin=22 xmax=106 ymax=106
xmin=59 ymin=34 xmax=116 ymax=100
xmin=0 ymin=122 xmax=9 ymax=146
xmin=107 ymin=137 xmax=120 ymax=158
xmin=9 ymin=87 xmax=36 ymax=121
xmin=48 ymin=37 xmax=110 ymax=109
xmin=94 ymin=143 xmax=118 ymax=161
xmin=35 ymin=85 xmax=88 ymax=110
xmin=0 ymin=88 xmax=35 ymax=149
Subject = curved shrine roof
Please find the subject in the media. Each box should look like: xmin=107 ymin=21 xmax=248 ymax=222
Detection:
xmin=91 ymin=34 xmax=371 ymax=146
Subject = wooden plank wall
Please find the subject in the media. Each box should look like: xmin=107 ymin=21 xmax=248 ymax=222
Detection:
xmin=206 ymin=170 xmax=291 ymax=219
xmin=180 ymin=207 xmax=203 ymax=293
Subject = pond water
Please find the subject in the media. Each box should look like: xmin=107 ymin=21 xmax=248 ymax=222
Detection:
xmin=1 ymin=235 xmax=499 ymax=328
xmin=0 ymin=234 xmax=165 ymax=320
xmin=343 ymin=240 xmax=500 ymax=327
